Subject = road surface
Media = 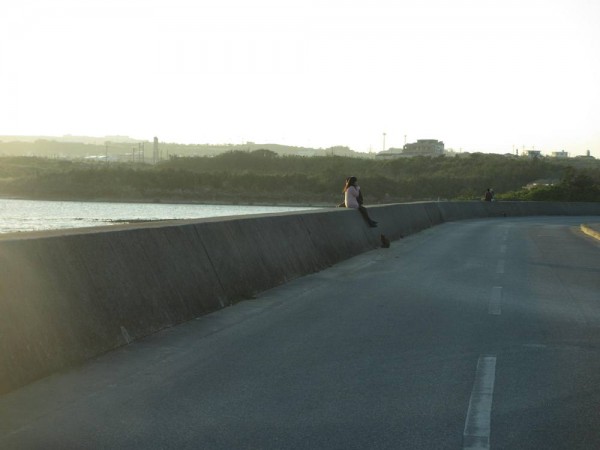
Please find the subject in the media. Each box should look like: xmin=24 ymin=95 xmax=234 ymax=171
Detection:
xmin=1 ymin=216 xmax=600 ymax=449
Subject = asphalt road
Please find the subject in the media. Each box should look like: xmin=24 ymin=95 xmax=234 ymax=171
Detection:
xmin=1 ymin=216 xmax=600 ymax=449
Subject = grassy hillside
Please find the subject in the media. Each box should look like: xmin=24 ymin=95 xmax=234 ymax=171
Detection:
xmin=1 ymin=152 xmax=599 ymax=205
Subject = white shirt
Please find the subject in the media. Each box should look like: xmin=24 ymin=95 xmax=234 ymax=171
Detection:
xmin=344 ymin=185 xmax=360 ymax=209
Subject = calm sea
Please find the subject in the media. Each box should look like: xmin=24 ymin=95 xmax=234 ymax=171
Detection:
xmin=0 ymin=198 xmax=323 ymax=234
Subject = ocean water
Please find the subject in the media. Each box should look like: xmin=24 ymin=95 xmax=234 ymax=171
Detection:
xmin=0 ymin=198 xmax=323 ymax=234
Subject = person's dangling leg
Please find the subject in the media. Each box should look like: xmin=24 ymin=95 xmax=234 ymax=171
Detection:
xmin=358 ymin=205 xmax=377 ymax=227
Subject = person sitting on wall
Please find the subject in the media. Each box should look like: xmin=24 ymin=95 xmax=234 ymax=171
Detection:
xmin=343 ymin=176 xmax=378 ymax=228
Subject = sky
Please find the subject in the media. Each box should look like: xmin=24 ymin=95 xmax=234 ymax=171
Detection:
xmin=1 ymin=0 xmax=599 ymax=156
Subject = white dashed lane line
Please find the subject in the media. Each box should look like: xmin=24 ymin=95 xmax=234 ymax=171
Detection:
xmin=463 ymin=355 xmax=497 ymax=450
xmin=464 ymin=229 xmax=506 ymax=447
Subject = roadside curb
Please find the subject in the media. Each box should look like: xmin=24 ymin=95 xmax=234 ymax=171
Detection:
xmin=580 ymin=224 xmax=600 ymax=241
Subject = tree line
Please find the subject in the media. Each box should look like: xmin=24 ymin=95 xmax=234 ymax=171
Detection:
xmin=1 ymin=151 xmax=599 ymax=205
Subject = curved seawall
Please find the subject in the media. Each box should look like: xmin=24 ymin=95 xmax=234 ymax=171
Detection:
xmin=1 ymin=201 xmax=600 ymax=393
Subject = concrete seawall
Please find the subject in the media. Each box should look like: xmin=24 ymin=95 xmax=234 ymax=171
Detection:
xmin=1 ymin=201 xmax=600 ymax=394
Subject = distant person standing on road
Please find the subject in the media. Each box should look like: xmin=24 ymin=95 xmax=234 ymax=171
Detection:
xmin=484 ymin=188 xmax=493 ymax=201
xmin=343 ymin=176 xmax=378 ymax=227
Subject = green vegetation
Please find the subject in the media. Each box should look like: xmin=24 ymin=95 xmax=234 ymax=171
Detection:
xmin=1 ymin=151 xmax=599 ymax=205
xmin=497 ymin=166 xmax=600 ymax=202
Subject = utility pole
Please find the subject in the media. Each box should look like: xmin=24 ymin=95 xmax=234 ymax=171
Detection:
xmin=153 ymin=137 xmax=159 ymax=164
xmin=382 ymin=132 xmax=386 ymax=152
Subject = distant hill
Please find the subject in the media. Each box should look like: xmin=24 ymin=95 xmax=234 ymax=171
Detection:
xmin=0 ymin=135 xmax=144 ymax=144
xmin=224 ymin=143 xmax=369 ymax=158
xmin=0 ymin=136 xmax=371 ymax=159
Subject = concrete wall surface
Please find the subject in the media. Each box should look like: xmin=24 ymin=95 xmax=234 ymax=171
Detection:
xmin=1 ymin=201 xmax=600 ymax=394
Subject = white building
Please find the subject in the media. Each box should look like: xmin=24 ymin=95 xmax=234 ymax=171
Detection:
xmin=376 ymin=139 xmax=445 ymax=159
xmin=402 ymin=139 xmax=444 ymax=156
xmin=523 ymin=150 xmax=542 ymax=158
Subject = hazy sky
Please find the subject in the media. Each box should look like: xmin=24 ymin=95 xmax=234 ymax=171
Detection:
xmin=1 ymin=0 xmax=599 ymax=156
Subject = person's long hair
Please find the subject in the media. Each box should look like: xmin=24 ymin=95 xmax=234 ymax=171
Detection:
xmin=343 ymin=176 xmax=357 ymax=193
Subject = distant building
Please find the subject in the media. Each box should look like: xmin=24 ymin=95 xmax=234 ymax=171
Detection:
xmin=576 ymin=149 xmax=596 ymax=160
xmin=523 ymin=150 xmax=542 ymax=158
xmin=376 ymin=148 xmax=405 ymax=159
xmin=376 ymin=139 xmax=445 ymax=159
xmin=551 ymin=150 xmax=569 ymax=158
xmin=402 ymin=139 xmax=444 ymax=157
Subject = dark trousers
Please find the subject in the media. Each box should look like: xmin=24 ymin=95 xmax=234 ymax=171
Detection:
xmin=358 ymin=205 xmax=375 ymax=224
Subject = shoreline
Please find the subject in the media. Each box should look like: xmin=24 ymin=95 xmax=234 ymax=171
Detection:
xmin=0 ymin=195 xmax=332 ymax=209
xmin=0 ymin=198 xmax=330 ymax=234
